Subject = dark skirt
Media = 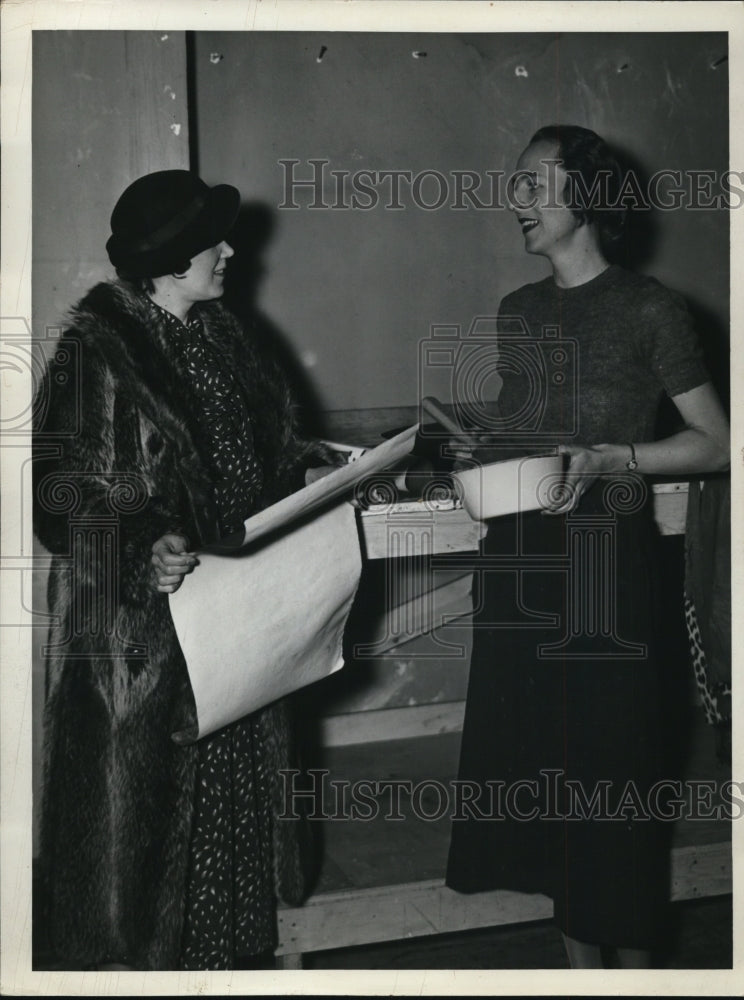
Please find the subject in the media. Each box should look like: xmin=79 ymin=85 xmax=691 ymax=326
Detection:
xmin=446 ymin=483 xmax=669 ymax=949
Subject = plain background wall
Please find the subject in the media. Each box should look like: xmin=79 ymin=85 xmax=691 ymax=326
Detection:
xmin=194 ymin=31 xmax=729 ymax=414
xmin=33 ymin=31 xmax=190 ymax=346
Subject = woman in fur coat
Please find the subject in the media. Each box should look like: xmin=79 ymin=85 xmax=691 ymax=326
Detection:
xmin=34 ymin=170 xmax=334 ymax=971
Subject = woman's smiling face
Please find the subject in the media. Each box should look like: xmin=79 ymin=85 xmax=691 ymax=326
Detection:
xmin=178 ymin=240 xmax=234 ymax=304
xmin=510 ymin=139 xmax=582 ymax=259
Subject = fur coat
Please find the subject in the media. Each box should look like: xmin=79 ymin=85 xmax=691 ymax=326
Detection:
xmin=34 ymin=280 xmax=330 ymax=969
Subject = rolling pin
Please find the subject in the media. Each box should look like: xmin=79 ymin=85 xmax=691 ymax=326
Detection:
xmin=421 ymin=395 xmax=464 ymax=437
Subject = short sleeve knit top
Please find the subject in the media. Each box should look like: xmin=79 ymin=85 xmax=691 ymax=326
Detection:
xmin=488 ymin=264 xmax=709 ymax=453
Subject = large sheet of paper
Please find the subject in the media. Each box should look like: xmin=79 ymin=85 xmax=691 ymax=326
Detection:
xmin=168 ymin=424 xmax=418 ymax=742
xmin=169 ymin=501 xmax=362 ymax=743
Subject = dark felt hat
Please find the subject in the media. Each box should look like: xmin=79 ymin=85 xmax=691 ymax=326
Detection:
xmin=106 ymin=170 xmax=241 ymax=278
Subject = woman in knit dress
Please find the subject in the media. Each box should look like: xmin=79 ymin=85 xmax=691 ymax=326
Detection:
xmin=445 ymin=125 xmax=729 ymax=968
xmin=34 ymin=170 xmax=335 ymax=970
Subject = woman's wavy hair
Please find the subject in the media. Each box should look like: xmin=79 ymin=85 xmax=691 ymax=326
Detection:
xmin=115 ymin=270 xmax=156 ymax=294
xmin=529 ymin=124 xmax=627 ymax=250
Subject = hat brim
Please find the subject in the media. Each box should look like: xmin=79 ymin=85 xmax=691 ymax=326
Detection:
xmin=107 ymin=183 xmax=241 ymax=278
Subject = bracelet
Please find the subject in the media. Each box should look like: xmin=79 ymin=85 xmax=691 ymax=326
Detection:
xmin=626 ymin=443 xmax=638 ymax=471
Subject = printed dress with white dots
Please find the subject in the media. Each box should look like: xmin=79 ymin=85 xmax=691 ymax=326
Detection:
xmin=153 ymin=302 xmax=278 ymax=969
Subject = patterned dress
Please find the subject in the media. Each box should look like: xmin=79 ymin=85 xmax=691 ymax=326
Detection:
xmin=151 ymin=301 xmax=278 ymax=968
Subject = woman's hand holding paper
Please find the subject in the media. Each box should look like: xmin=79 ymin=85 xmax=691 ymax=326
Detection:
xmin=151 ymin=533 xmax=199 ymax=593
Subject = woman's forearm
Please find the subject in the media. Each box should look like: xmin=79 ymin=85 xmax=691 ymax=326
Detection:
xmin=594 ymin=428 xmax=730 ymax=477
xmin=595 ymin=380 xmax=730 ymax=477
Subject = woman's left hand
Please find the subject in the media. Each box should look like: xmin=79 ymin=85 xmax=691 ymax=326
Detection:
xmin=544 ymin=444 xmax=611 ymax=514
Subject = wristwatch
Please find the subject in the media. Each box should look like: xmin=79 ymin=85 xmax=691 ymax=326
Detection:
xmin=626 ymin=443 xmax=638 ymax=471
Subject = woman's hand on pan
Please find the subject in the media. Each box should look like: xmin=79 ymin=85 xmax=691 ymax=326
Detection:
xmin=151 ymin=533 xmax=198 ymax=593
xmin=543 ymin=444 xmax=610 ymax=514
xmin=447 ymin=431 xmax=491 ymax=469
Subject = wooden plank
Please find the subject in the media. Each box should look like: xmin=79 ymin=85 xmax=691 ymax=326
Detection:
xmin=123 ymin=32 xmax=190 ymax=179
xmin=652 ymin=482 xmax=689 ymax=536
xmin=277 ymin=880 xmax=553 ymax=955
xmin=312 ymin=701 xmax=466 ymax=748
xmin=360 ymin=506 xmax=484 ymax=559
xmin=670 ymin=842 xmax=732 ymax=900
xmin=276 ymin=841 xmax=731 ymax=956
